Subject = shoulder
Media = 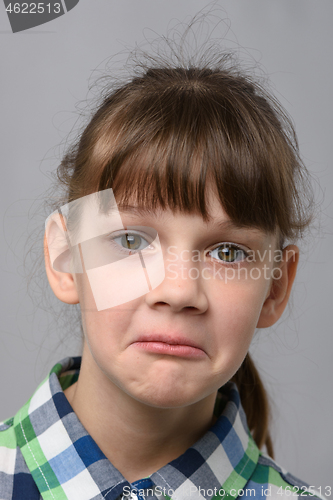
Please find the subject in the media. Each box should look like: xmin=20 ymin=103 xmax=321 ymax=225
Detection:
xmin=0 ymin=358 xmax=77 ymax=500
xmin=0 ymin=417 xmax=41 ymax=500
xmin=243 ymin=453 xmax=326 ymax=500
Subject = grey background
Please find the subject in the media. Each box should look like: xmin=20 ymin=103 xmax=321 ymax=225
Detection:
xmin=0 ymin=0 xmax=332 ymax=491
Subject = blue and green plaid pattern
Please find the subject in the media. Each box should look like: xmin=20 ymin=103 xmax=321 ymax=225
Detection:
xmin=0 ymin=357 xmax=324 ymax=500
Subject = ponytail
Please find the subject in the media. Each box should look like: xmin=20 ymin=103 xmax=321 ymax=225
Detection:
xmin=231 ymin=354 xmax=274 ymax=458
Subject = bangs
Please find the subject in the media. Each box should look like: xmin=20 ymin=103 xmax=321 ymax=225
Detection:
xmin=98 ymin=125 xmax=211 ymax=219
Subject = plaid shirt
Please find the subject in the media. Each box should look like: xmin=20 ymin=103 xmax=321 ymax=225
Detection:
xmin=0 ymin=357 xmax=324 ymax=500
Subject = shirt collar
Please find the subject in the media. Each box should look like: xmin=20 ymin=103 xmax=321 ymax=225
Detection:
xmin=14 ymin=357 xmax=259 ymax=500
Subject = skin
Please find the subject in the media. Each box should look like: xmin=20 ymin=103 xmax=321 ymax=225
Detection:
xmin=44 ymin=194 xmax=299 ymax=482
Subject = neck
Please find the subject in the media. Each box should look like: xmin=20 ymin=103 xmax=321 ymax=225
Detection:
xmin=64 ymin=345 xmax=217 ymax=483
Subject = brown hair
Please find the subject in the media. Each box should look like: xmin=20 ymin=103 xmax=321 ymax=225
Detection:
xmin=56 ymin=60 xmax=314 ymax=458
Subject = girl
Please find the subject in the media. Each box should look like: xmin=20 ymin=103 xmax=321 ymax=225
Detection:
xmin=0 ymin=52 xmax=323 ymax=499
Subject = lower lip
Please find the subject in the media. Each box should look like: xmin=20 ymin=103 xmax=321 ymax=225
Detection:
xmin=132 ymin=342 xmax=206 ymax=358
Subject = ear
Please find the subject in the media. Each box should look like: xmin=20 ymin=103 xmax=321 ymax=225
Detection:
xmin=257 ymin=245 xmax=299 ymax=328
xmin=44 ymin=216 xmax=80 ymax=305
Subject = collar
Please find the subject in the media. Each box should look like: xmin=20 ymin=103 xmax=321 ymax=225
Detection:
xmin=14 ymin=357 xmax=259 ymax=500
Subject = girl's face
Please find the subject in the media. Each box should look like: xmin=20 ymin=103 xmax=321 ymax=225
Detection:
xmin=74 ymin=193 xmax=278 ymax=409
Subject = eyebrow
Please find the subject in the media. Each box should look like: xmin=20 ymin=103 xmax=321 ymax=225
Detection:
xmin=212 ymin=219 xmax=265 ymax=236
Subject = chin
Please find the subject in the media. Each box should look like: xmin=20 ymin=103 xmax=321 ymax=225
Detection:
xmin=139 ymin=394 xmax=196 ymax=409
xmin=129 ymin=382 xmax=208 ymax=409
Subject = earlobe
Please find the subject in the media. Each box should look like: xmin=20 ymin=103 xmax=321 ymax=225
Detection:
xmin=257 ymin=245 xmax=299 ymax=328
xmin=44 ymin=229 xmax=80 ymax=305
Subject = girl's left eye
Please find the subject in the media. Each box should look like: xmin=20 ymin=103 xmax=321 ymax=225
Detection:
xmin=111 ymin=232 xmax=152 ymax=252
xmin=209 ymin=244 xmax=248 ymax=263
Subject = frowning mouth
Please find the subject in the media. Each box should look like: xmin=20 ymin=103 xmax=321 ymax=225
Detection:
xmin=131 ymin=334 xmax=207 ymax=359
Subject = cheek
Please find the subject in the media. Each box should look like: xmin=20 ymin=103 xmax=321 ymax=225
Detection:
xmin=75 ymin=271 xmax=142 ymax=358
xmin=82 ymin=305 xmax=136 ymax=348
xmin=208 ymin=280 xmax=268 ymax=374
xmin=75 ymin=270 xmax=138 ymax=333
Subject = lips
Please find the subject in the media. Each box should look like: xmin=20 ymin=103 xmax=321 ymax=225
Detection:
xmin=130 ymin=333 xmax=207 ymax=358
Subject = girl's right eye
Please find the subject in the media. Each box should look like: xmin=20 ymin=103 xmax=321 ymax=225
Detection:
xmin=110 ymin=232 xmax=153 ymax=253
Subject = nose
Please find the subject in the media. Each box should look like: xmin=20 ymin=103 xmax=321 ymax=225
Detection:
xmin=144 ymin=255 xmax=209 ymax=314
